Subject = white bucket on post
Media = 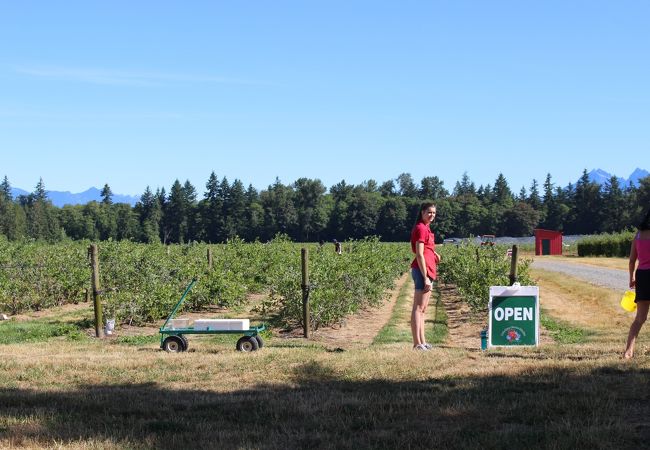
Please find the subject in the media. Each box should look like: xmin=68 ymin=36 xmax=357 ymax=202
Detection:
xmin=105 ymin=318 xmax=116 ymax=335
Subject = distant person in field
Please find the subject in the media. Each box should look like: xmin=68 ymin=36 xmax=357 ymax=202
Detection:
xmin=333 ymin=239 xmax=342 ymax=255
xmin=624 ymin=209 xmax=650 ymax=359
xmin=410 ymin=202 xmax=441 ymax=351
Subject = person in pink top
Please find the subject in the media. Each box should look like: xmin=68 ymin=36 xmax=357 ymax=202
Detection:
xmin=410 ymin=202 xmax=441 ymax=351
xmin=624 ymin=209 xmax=650 ymax=359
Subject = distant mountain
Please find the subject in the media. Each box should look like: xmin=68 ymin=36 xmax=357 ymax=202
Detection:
xmin=586 ymin=168 xmax=648 ymax=187
xmin=627 ymin=168 xmax=650 ymax=186
xmin=9 ymin=186 xmax=139 ymax=207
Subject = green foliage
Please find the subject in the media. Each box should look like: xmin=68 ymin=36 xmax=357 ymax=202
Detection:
xmin=0 ymin=238 xmax=411 ymax=330
xmin=114 ymin=334 xmax=159 ymax=346
xmin=0 ymin=319 xmax=86 ymax=344
xmin=437 ymin=242 xmax=534 ymax=311
xmin=541 ymin=316 xmax=588 ymax=344
xmin=577 ymin=231 xmax=635 ymax=257
xmin=260 ymin=237 xmax=411 ymax=330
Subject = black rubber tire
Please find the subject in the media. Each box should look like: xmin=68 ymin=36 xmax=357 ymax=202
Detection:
xmin=236 ymin=336 xmax=259 ymax=352
xmin=254 ymin=335 xmax=264 ymax=349
xmin=179 ymin=334 xmax=189 ymax=351
xmin=163 ymin=336 xmax=184 ymax=353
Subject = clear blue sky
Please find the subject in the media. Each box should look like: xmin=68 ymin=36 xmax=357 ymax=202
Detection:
xmin=1 ymin=1 xmax=648 ymax=197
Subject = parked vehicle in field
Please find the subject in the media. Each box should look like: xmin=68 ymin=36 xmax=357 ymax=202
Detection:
xmin=443 ymin=237 xmax=462 ymax=245
xmin=480 ymin=235 xmax=496 ymax=246
xmin=159 ymin=279 xmax=266 ymax=353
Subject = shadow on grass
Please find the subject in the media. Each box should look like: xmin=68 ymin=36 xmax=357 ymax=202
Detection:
xmin=1 ymin=362 xmax=648 ymax=449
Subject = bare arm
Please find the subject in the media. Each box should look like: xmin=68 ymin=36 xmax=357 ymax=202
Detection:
xmin=416 ymin=241 xmax=431 ymax=292
xmin=629 ymin=240 xmax=638 ymax=289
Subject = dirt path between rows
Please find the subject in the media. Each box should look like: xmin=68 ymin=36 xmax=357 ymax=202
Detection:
xmin=306 ymin=272 xmax=409 ymax=350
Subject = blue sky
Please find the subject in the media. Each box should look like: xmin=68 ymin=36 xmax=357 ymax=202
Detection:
xmin=1 ymin=1 xmax=648 ymax=197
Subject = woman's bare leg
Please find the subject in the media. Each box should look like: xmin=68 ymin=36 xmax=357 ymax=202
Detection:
xmin=419 ymin=291 xmax=431 ymax=344
xmin=624 ymin=301 xmax=649 ymax=358
xmin=412 ymin=289 xmax=431 ymax=347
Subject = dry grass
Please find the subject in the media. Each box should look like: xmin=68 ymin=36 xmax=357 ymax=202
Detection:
xmin=537 ymin=255 xmax=629 ymax=270
xmin=1 ymin=263 xmax=649 ymax=449
xmin=1 ymin=337 xmax=649 ymax=449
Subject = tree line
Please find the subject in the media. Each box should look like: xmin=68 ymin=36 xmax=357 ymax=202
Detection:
xmin=0 ymin=170 xmax=648 ymax=244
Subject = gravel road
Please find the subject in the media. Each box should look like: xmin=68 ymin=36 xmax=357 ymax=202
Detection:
xmin=532 ymin=259 xmax=629 ymax=291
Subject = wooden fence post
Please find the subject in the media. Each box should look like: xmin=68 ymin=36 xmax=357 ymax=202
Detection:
xmin=509 ymin=245 xmax=519 ymax=285
xmin=301 ymin=248 xmax=310 ymax=338
xmin=89 ymin=244 xmax=104 ymax=338
xmin=207 ymin=247 xmax=213 ymax=271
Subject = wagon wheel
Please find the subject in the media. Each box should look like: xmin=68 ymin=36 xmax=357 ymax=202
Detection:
xmin=254 ymin=335 xmax=264 ymax=349
xmin=179 ymin=334 xmax=189 ymax=351
xmin=236 ymin=336 xmax=259 ymax=352
xmin=163 ymin=336 xmax=185 ymax=353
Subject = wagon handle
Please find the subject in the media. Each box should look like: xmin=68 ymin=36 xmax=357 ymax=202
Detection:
xmin=161 ymin=278 xmax=197 ymax=330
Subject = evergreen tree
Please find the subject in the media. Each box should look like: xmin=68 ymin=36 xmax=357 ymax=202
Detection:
xmin=419 ymin=176 xmax=448 ymax=200
xmin=377 ymin=197 xmax=407 ymax=241
xmin=114 ymin=203 xmax=139 ymax=240
xmin=379 ymin=180 xmax=396 ymax=197
xmin=223 ymin=179 xmax=246 ymax=239
xmin=492 ymin=173 xmax=514 ymax=208
xmin=243 ymin=184 xmax=263 ymax=241
xmin=454 ymin=193 xmax=485 ymax=237
xmin=518 ymin=186 xmax=527 ymax=203
xmin=34 ymin=177 xmax=48 ymax=202
xmin=397 ymin=173 xmax=418 ymax=198
xmin=162 ymin=180 xmax=187 ymax=243
xmin=182 ymin=180 xmax=198 ymax=241
xmin=330 ymin=180 xmax=354 ymax=202
xmin=453 ymin=172 xmax=476 ymax=196
xmin=528 ymin=179 xmax=542 ymax=211
xmin=25 ymin=178 xmax=62 ymax=241
xmin=1 ymin=176 xmax=12 ymax=200
xmin=134 ymin=186 xmax=162 ymax=243
xmin=260 ymin=178 xmax=297 ymax=240
xmin=97 ymin=184 xmax=117 ymax=240
xmin=101 ymin=184 xmax=113 ymax=205
xmin=343 ymin=187 xmax=380 ymax=238
xmin=360 ymin=179 xmax=378 ymax=193
xmin=59 ymin=205 xmax=97 ymax=240
xmin=293 ymin=178 xmax=327 ymax=241
xmin=567 ymin=170 xmax=602 ymax=234
xmin=200 ymin=172 xmax=224 ymax=243
xmin=539 ymin=174 xmax=565 ymax=231
xmin=634 ymin=176 xmax=650 ymax=225
xmin=0 ymin=179 xmax=26 ymax=240
xmin=602 ymin=176 xmax=626 ymax=233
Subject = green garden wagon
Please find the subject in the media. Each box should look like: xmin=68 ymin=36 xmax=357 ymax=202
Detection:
xmin=159 ymin=279 xmax=266 ymax=353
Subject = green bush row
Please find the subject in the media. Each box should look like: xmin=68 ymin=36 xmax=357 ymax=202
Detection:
xmin=437 ymin=243 xmax=534 ymax=311
xmin=260 ymin=238 xmax=410 ymax=330
xmin=0 ymin=236 xmax=410 ymax=329
xmin=576 ymin=231 xmax=635 ymax=257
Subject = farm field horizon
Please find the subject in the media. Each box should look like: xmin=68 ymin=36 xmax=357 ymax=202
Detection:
xmin=1 ymin=245 xmax=648 ymax=449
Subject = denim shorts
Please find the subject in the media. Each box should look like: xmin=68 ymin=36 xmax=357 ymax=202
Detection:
xmin=411 ymin=267 xmax=434 ymax=290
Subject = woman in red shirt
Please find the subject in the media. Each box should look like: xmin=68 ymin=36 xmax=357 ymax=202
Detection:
xmin=410 ymin=202 xmax=441 ymax=351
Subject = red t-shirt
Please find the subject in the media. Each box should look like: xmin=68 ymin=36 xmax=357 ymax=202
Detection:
xmin=410 ymin=222 xmax=437 ymax=280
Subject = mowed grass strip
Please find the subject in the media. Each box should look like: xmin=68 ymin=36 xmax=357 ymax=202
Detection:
xmin=0 ymin=338 xmax=647 ymax=449
xmin=374 ymin=278 xmax=447 ymax=346
xmin=532 ymin=267 xmax=635 ymax=345
xmin=541 ymin=316 xmax=589 ymax=344
xmin=0 ymin=319 xmax=87 ymax=344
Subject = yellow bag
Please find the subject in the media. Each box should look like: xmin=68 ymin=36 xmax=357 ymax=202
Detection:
xmin=620 ymin=290 xmax=637 ymax=312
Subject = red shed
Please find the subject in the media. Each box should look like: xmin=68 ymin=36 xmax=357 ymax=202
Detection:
xmin=534 ymin=229 xmax=563 ymax=255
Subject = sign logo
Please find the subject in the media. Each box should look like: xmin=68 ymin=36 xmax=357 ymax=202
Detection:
xmin=502 ymin=327 xmax=525 ymax=342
